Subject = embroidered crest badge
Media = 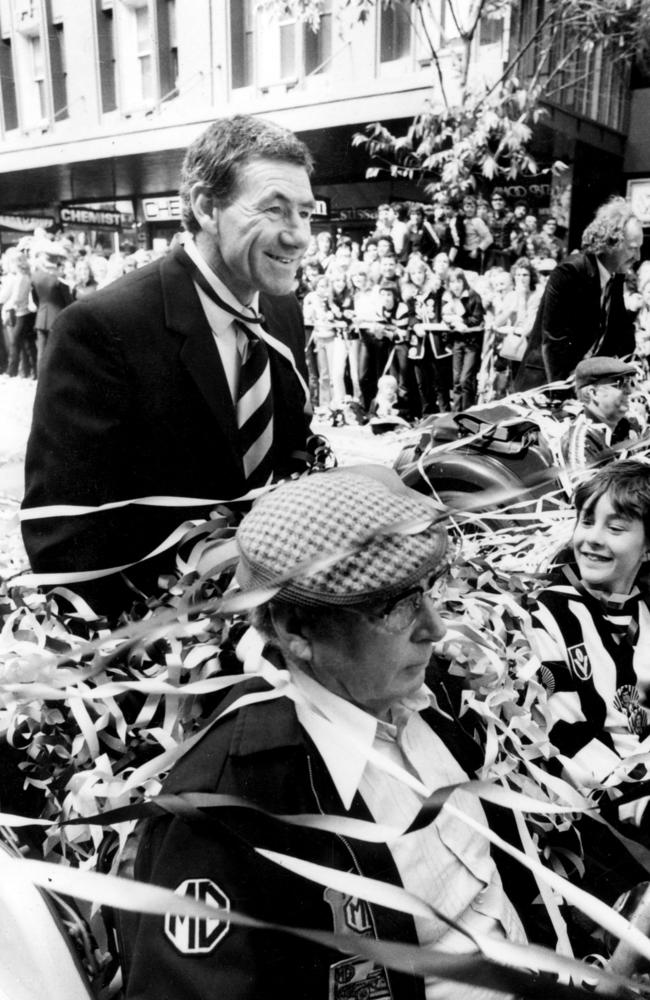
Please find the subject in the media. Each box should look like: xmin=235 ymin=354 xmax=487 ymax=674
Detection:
xmin=324 ymin=886 xmax=391 ymax=1000
xmin=164 ymin=879 xmax=230 ymax=955
xmin=567 ymin=643 xmax=592 ymax=681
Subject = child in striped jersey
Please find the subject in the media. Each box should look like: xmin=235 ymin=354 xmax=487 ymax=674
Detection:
xmin=531 ymin=460 xmax=650 ymax=828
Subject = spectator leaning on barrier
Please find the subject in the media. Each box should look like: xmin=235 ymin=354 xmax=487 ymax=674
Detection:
xmin=122 ymin=468 xmax=532 ymax=1000
xmin=441 ymin=267 xmax=485 ymax=411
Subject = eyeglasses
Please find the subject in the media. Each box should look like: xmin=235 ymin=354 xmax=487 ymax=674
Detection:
xmin=597 ymin=375 xmax=635 ymax=390
xmin=347 ymin=566 xmax=451 ymax=634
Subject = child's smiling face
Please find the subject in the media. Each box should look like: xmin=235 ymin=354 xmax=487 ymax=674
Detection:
xmin=573 ymin=491 xmax=648 ymax=595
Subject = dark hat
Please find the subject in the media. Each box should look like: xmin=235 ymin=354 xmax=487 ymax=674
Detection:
xmin=574 ymin=357 xmax=637 ymax=390
xmin=235 ymin=470 xmax=448 ymax=608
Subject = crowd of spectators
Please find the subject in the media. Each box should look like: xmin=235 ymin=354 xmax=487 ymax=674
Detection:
xmin=4 ymin=191 xmax=649 ymax=424
xmin=0 ymin=228 xmax=161 ymax=379
xmin=296 ymin=190 xmax=575 ymax=423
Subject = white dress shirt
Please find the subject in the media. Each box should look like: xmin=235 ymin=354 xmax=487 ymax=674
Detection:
xmin=181 ymin=233 xmax=261 ymax=402
xmin=290 ymin=668 xmax=526 ymax=1000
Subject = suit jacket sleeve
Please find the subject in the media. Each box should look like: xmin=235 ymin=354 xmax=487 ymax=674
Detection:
xmin=22 ymin=301 xmax=134 ymax=577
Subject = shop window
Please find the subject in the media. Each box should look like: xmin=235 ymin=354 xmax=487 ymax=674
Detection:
xmin=96 ymin=1 xmax=117 ymax=112
xmin=49 ymin=20 xmax=68 ymax=119
xmin=479 ymin=11 xmax=503 ymax=46
xmin=0 ymin=37 xmax=18 ymax=130
xmin=29 ymin=33 xmax=46 ymax=119
xmin=157 ymin=0 xmax=177 ymax=101
xmin=135 ymin=3 xmax=153 ymax=102
xmin=304 ymin=0 xmax=332 ymax=75
xmin=380 ymin=2 xmax=411 ymax=63
xmin=230 ymin=0 xmax=254 ymax=89
xmin=279 ymin=17 xmax=296 ymax=79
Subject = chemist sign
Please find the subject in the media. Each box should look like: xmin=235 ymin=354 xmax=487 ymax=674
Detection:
xmin=141 ymin=195 xmax=183 ymax=222
xmin=60 ymin=201 xmax=135 ymax=230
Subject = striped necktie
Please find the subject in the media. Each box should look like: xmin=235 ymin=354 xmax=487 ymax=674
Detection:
xmin=236 ymin=324 xmax=274 ymax=488
xmin=176 ymin=247 xmax=275 ymax=487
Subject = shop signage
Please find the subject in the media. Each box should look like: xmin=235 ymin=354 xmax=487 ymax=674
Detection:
xmin=330 ymin=207 xmax=377 ymax=224
xmin=627 ymin=179 xmax=650 ymax=226
xmin=59 ymin=205 xmax=133 ymax=229
xmin=0 ymin=214 xmax=55 ymax=231
xmin=141 ymin=195 xmax=329 ymax=222
xmin=141 ymin=196 xmax=182 ymax=222
xmin=500 ymin=181 xmax=551 ymax=202
xmin=60 ymin=202 xmax=135 ymax=229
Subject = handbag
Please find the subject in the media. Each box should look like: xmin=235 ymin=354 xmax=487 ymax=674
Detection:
xmin=499 ymin=329 xmax=527 ymax=362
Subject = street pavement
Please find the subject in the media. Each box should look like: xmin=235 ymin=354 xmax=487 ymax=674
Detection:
xmin=0 ymin=375 xmax=416 ymax=574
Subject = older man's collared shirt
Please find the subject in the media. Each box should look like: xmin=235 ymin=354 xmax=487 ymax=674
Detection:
xmin=181 ymin=233 xmax=262 ymax=402
xmin=290 ymin=669 xmax=526 ymax=1000
xmin=596 ymin=257 xmax=612 ymax=307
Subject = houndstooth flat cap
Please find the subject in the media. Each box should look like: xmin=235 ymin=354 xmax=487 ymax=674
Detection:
xmin=235 ymin=469 xmax=447 ymax=607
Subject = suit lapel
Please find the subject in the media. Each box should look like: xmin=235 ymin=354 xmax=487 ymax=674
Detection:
xmin=160 ymin=245 xmax=241 ymax=464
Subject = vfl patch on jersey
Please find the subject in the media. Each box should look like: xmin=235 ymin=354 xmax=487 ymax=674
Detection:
xmin=328 ymin=956 xmax=392 ymax=1000
xmin=164 ymin=879 xmax=230 ymax=955
xmin=567 ymin=643 xmax=592 ymax=681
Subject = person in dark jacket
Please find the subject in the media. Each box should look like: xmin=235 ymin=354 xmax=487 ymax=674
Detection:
xmin=21 ymin=115 xmax=314 ymax=618
xmin=441 ymin=267 xmax=485 ymax=411
xmin=514 ymin=197 xmax=642 ymax=393
xmin=122 ymin=469 xmax=530 ymax=1000
xmin=30 ymin=239 xmax=73 ymax=374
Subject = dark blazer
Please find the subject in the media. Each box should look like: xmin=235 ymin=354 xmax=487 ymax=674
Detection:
xmin=22 ymin=246 xmax=311 ymax=614
xmin=514 ymin=252 xmax=635 ymax=392
xmin=31 ymin=268 xmax=73 ymax=331
xmin=122 ymin=674 xmax=541 ymax=1000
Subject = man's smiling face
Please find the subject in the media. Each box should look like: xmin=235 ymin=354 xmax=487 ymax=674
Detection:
xmin=205 ymin=157 xmax=315 ymax=303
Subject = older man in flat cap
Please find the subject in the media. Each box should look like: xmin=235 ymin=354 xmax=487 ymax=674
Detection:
xmin=122 ymin=469 xmax=530 ymax=1000
xmin=561 ymin=357 xmax=640 ymax=470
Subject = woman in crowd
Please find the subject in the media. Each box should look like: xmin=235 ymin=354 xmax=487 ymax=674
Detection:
xmin=2 ymin=250 xmax=36 ymax=378
xmin=328 ymin=268 xmax=361 ymax=404
xmin=441 ymin=267 xmax=485 ymax=411
xmin=72 ymin=257 xmax=99 ymax=301
xmin=302 ymin=274 xmax=336 ymax=408
xmin=402 ymin=255 xmax=450 ymax=415
xmin=492 ymin=257 xmax=542 ymax=393
xmin=530 ymin=460 xmax=650 ymax=831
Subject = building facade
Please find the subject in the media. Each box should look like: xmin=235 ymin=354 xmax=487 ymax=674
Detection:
xmin=0 ymin=0 xmax=638 ymax=252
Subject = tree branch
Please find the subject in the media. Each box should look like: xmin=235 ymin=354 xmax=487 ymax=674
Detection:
xmin=413 ymin=1 xmax=450 ymax=108
xmin=477 ymin=4 xmax=557 ymax=110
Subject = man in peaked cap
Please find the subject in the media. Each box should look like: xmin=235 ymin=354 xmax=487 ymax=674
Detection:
xmin=123 ymin=468 xmax=532 ymax=1000
xmin=561 ymin=357 xmax=640 ymax=470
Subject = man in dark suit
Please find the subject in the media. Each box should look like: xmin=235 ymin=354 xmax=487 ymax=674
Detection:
xmin=30 ymin=240 xmax=73 ymax=375
xmin=514 ymin=197 xmax=643 ymax=392
xmin=22 ymin=115 xmax=316 ymax=617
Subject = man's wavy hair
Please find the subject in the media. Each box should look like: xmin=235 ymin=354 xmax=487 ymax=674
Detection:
xmin=580 ymin=196 xmax=639 ymax=255
xmin=179 ymin=114 xmax=314 ymax=234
